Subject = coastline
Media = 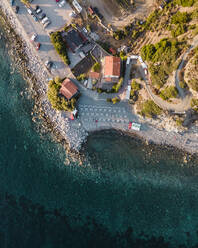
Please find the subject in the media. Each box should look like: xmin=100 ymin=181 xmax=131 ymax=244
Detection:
xmin=1 ymin=0 xmax=198 ymax=157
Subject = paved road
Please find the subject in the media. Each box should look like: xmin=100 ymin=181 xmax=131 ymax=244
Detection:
xmin=15 ymin=0 xmax=73 ymax=79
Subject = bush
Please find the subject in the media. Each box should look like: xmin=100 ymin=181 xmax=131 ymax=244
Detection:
xmin=47 ymin=77 xmax=76 ymax=112
xmin=92 ymin=62 xmax=101 ymax=72
xmin=176 ymin=0 xmax=194 ymax=7
xmin=112 ymin=78 xmax=123 ymax=93
xmin=141 ymin=100 xmax=162 ymax=117
xmin=189 ymin=78 xmax=198 ymax=91
xmin=171 ymin=24 xmax=186 ymax=37
xmin=106 ymin=98 xmax=112 ymax=102
xmin=131 ymin=80 xmax=141 ymax=90
xmin=179 ymin=80 xmax=187 ymax=88
xmin=50 ymin=32 xmax=70 ymax=65
xmin=77 ymin=74 xmax=86 ymax=81
xmin=191 ymin=98 xmax=198 ymax=111
xmin=112 ymin=97 xmax=120 ymax=104
xmin=159 ymin=86 xmax=178 ymax=100
xmin=171 ymin=11 xmax=190 ymax=24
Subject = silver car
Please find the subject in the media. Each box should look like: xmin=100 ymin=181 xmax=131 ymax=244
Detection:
xmin=44 ymin=20 xmax=51 ymax=29
xmin=41 ymin=17 xmax=49 ymax=24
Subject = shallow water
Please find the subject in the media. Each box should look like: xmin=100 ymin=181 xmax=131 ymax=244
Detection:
xmin=1 ymin=22 xmax=198 ymax=248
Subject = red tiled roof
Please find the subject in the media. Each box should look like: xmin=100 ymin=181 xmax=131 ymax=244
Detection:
xmin=60 ymin=78 xmax=78 ymax=100
xmin=89 ymin=71 xmax=100 ymax=79
xmin=104 ymin=56 xmax=121 ymax=78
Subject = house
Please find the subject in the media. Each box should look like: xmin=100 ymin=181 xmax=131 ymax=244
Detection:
xmin=59 ymin=78 xmax=79 ymax=100
xmin=62 ymin=29 xmax=87 ymax=53
xmin=103 ymin=56 xmax=121 ymax=83
xmin=89 ymin=71 xmax=100 ymax=80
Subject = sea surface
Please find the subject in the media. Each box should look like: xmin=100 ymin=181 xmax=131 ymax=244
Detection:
xmin=1 ymin=23 xmax=198 ymax=248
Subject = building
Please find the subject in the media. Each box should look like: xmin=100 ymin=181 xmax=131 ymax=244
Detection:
xmin=89 ymin=71 xmax=100 ymax=80
xmin=103 ymin=56 xmax=121 ymax=83
xmin=59 ymin=78 xmax=79 ymax=100
xmin=62 ymin=29 xmax=87 ymax=53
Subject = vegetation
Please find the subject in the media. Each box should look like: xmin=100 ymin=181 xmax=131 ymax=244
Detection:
xmin=112 ymin=78 xmax=124 ymax=93
xmin=140 ymin=100 xmax=162 ymax=118
xmin=141 ymin=39 xmax=183 ymax=88
xmin=171 ymin=24 xmax=187 ymax=37
xmin=47 ymin=77 xmax=77 ymax=112
xmin=179 ymin=80 xmax=187 ymax=89
xmin=50 ymin=31 xmax=70 ymax=65
xmin=191 ymin=98 xmax=198 ymax=112
xmin=20 ymin=0 xmax=30 ymax=4
xmin=112 ymin=97 xmax=120 ymax=104
xmin=159 ymin=86 xmax=178 ymax=100
xmin=77 ymin=74 xmax=86 ymax=81
xmin=92 ymin=62 xmax=101 ymax=72
xmin=188 ymin=78 xmax=198 ymax=91
xmin=175 ymin=0 xmax=194 ymax=7
xmin=131 ymin=80 xmax=141 ymax=91
xmin=171 ymin=12 xmax=190 ymax=25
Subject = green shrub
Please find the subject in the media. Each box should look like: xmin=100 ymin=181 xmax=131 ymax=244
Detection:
xmin=92 ymin=62 xmax=101 ymax=72
xmin=176 ymin=0 xmax=194 ymax=7
xmin=50 ymin=32 xmax=70 ymax=65
xmin=179 ymin=80 xmax=187 ymax=88
xmin=106 ymin=98 xmax=112 ymax=102
xmin=171 ymin=11 xmax=190 ymax=24
xmin=189 ymin=78 xmax=198 ymax=91
xmin=112 ymin=97 xmax=120 ymax=104
xmin=171 ymin=24 xmax=186 ymax=37
xmin=131 ymin=80 xmax=141 ymax=90
xmin=141 ymin=100 xmax=162 ymax=117
xmin=112 ymin=78 xmax=123 ymax=93
xmin=159 ymin=86 xmax=178 ymax=100
xmin=77 ymin=74 xmax=86 ymax=81
xmin=47 ymin=77 xmax=76 ymax=112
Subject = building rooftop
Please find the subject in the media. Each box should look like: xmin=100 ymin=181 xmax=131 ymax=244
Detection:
xmin=62 ymin=29 xmax=86 ymax=52
xmin=104 ymin=56 xmax=121 ymax=78
xmin=89 ymin=71 xmax=100 ymax=79
xmin=60 ymin=78 xmax=78 ymax=100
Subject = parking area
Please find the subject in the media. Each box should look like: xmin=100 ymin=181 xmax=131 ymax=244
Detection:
xmin=30 ymin=0 xmax=73 ymax=32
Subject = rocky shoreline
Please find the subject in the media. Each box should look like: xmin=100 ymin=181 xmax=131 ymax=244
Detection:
xmin=0 ymin=3 xmax=88 ymax=153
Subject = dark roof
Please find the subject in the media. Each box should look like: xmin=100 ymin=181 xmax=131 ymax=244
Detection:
xmin=60 ymin=78 xmax=78 ymax=100
xmin=62 ymin=29 xmax=86 ymax=52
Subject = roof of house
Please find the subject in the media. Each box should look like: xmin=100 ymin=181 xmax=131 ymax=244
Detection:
xmin=104 ymin=56 xmax=121 ymax=78
xmin=89 ymin=71 xmax=100 ymax=79
xmin=62 ymin=29 xmax=86 ymax=52
xmin=60 ymin=78 xmax=78 ymax=100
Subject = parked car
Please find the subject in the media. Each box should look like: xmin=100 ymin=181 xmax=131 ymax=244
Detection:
xmin=39 ymin=13 xmax=46 ymax=20
xmin=10 ymin=0 xmax=14 ymax=6
xmin=45 ymin=60 xmax=53 ymax=69
xmin=30 ymin=33 xmax=37 ymax=41
xmin=13 ymin=5 xmax=19 ymax=13
xmin=44 ymin=20 xmax=51 ymax=29
xmin=41 ymin=17 xmax=49 ymax=24
xmin=33 ymin=15 xmax=38 ymax=22
xmin=26 ymin=8 xmax=33 ymax=15
xmin=82 ymin=27 xmax=88 ymax=33
xmin=58 ymin=0 xmax=66 ymax=7
xmin=35 ymin=6 xmax=42 ymax=14
xmin=35 ymin=42 xmax=41 ymax=50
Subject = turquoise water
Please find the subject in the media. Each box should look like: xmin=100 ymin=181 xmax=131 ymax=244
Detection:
xmin=1 ymin=24 xmax=198 ymax=247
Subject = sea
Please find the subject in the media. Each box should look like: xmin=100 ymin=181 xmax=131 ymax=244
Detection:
xmin=1 ymin=21 xmax=198 ymax=248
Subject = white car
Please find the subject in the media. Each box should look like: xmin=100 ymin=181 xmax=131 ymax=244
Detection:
xmin=58 ymin=0 xmax=66 ymax=7
xmin=27 ymin=8 xmax=33 ymax=15
xmin=44 ymin=20 xmax=51 ymax=29
xmin=30 ymin=33 xmax=37 ymax=41
xmin=41 ymin=17 xmax=49 ymax=24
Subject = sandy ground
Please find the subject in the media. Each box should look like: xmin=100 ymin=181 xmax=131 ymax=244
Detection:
xmin=83 ymin=0 xmax=156 ymax=28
